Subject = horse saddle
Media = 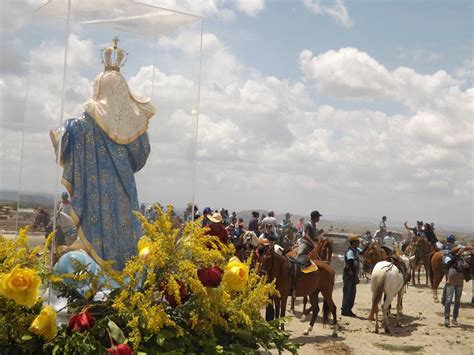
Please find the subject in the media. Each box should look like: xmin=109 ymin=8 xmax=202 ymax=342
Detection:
xmin=388 ymin=256 xmax=410 ymax=284
xmin=288 ymin=255 xmax=318 ymax=274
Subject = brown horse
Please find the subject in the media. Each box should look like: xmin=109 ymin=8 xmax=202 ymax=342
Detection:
xmin=429 ymin=250 xmax=444 ymax=301
xmin=286 ymin=238 xmax=333 ymax=263
xmin=310 ymin=238 xmax=334 ymax=264
xmin=285 ymin=238 xmax=333 ymax=317
xmin=360 ymin=241 xmax=389 ymax=280
xmin=430 ymin=249 xmax=474 ymax=302
xmin=259 ymin=244 xmax=338 ymax=337
xmin=409 ymin=237 xmax=434 ymax=286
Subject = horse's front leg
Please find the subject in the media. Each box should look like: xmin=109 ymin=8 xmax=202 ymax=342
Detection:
xmin=280 ymin=296 xmax=288 ymax=330
xmin=274 ymin=297 xmax=281 ymax=320
xmin=301 ymin=295 xmax=311 ymax=321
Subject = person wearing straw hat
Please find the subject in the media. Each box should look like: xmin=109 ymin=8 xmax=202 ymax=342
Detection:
xmin=341 ymin=235 xmax=361 ymax=317
xmin=206 ymin=212 xmax=228 ymax=244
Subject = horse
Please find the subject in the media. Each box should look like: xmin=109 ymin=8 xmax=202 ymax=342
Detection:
xmin=285 ymin=238 xmax=334 ymax=316
xmin=286 ymin=237 xmax=333 ymax=264
xmin=429 ymin=250 xmax=444 ymax=301
xmin=259 ymin=244 xmax=338 ymax=337
xmin=430 ymin=248 xmax=474 ymax=303
xmin=310 ymin=238 xmax=334 ymax=264
xmin=408 ymin=237 xmax=434 ymax=286
xmin=360 ymin=241 xmax=389 ymax=281
xmin=368 ymin=254 xmax=414 ymax=333
xmin=234 ymin=231 xmax=259 ymax=262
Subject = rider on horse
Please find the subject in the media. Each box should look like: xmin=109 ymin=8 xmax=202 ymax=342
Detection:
xmin=297 ymin=210 xmax=323 ymax=256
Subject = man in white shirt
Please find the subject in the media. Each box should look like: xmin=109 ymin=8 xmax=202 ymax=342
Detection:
xmin=261 ymin=210 xmax=277 ymax=229
xmin=383 ymin=231 xmax=396 ymax=255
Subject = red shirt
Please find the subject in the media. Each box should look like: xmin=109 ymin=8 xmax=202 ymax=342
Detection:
xmin=206 ymin=224 xmax=229 ymax=244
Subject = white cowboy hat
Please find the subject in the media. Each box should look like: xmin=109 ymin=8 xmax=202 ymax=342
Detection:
xmin=208 ymin=212 xmax=223 ymax=223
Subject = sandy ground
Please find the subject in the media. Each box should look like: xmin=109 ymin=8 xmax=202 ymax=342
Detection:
xmin=276 ymin=276 xmax=474 ymax=355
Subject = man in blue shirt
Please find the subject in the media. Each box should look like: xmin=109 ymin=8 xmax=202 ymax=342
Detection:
xmin=342 ymin=235 xmax=361 ymax=317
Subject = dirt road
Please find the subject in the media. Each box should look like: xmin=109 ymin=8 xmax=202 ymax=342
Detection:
xmin=279 ymin=277 xmax=474 ymax=354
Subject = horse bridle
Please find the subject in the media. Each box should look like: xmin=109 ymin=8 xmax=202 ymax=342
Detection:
xmin=258 ymin=246 xmax=275 ymax=277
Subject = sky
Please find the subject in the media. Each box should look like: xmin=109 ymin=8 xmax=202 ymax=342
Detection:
xmin=0 ymin=0 xmax=473 ymax=229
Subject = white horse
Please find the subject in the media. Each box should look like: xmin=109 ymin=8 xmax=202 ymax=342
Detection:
xmin=368 ymin=255 xmax=414 ymax=333
xmin=242 ymin=231 xmax=259 ymax=248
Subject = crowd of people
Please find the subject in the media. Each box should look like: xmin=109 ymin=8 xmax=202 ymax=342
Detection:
xmin=32 ymin=200 xmax=471 ymax=328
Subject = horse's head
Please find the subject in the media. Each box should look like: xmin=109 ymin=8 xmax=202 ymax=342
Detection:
xmin=400 ymin=254 xmax=415 ymax=284
xmin=401 ymin=254 xmax=415 ymax=270
xmin=363 ymin=242 xmax=384 ymax=266
xmin=258 ymin=244 xmax=275 ymax=278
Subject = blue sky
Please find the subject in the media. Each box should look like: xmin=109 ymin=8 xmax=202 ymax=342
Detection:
xmin=1 ymin=0 xmax=472 ymax=229
xmin=208 ymin=1 xmax=472 ymax=79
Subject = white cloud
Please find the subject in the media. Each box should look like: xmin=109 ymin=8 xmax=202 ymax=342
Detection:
xmin=233 ymin=0 xmax=266 ymax=16
xmin=299 ymin=48 xmax=394 ymax=97
xmin=303 ymin=0 xmax=353 ymax=28
xmin=453 ymin=58 xmax=474 ymax=83
xmin=299 ymin=48 xmax=474 ymax=133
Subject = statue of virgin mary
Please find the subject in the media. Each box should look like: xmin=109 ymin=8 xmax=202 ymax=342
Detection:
xmin=50 ymin=38 xmax=155 ymax=270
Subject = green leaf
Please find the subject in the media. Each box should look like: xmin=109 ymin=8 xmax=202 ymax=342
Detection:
xmin=107 ymin=319 xmax=126 ymax=344
xmin=156 ymin=333 xmax=166 ymax=346
xmin=21 ymin=335 xmax=33 ymax=341
xmin=52 ymin=344 xmax=60 ymax=355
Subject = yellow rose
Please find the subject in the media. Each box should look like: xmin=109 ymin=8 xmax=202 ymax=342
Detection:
xmin=138 ymin=237 xmax=152 ymax=252
xmin=0 ymin=265 xmax=41 ymax=307
xmin=138 ymin=246 xmax=151 ymax=262
xmin=29 ymin=305 xmax=58 ymax=340
xmin=223 ymin=257 xmax=249 ymax=291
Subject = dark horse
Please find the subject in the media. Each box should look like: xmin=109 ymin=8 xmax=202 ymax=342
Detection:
xmin=259 ymin=244 xmax=338 ymax=337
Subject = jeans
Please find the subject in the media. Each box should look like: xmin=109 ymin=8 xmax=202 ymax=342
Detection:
xmin=342 ymin=273 xmax=357 ymax=313
xmin=444 ymin=284 xmax=462 ymax=321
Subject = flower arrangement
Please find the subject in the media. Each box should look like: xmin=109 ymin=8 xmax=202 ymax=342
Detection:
xmin=0 ymin=206 xmax=299 ymax=354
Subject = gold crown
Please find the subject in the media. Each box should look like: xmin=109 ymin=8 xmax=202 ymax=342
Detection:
xmin=101 ymin=36 xmax=127 ymax=72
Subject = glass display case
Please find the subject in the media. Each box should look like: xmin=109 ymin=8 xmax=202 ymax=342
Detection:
xmin=13 ymin=0 xmax=203 ymax=239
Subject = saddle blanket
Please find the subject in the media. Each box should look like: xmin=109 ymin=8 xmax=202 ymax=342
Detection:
xmin=301 ymin=261 xmax=318 ymax=274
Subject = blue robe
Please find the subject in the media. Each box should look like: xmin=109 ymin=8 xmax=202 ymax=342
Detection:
xmin=60 ymin=112 xmax=149 ymax=270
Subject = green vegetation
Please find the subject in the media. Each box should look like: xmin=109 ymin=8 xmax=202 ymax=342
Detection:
xmin=374 ymin=342 xmax=424 ymax=353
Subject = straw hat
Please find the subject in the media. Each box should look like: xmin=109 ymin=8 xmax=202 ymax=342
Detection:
xmin=259 ymin=238 xmax=271 ymax=246
xmin=208 ymin=212 xmax=223 ymax=223
xmin=348 ymin=235 xmax=361 ymax=243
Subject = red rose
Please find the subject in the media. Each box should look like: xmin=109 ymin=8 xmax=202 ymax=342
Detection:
xmin=197 ymin=266 xmax=223 ymax=287
xmin=67 ymin=309 xmax=95 ymax=334
xmin=107 ymin=343 xmax=133 ymax=355
xmin=162 ymin=280 xmax=189 ymax=307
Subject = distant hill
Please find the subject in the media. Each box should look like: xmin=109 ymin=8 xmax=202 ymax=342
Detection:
xmin=0 ymin=189 xmax=55 ymax=207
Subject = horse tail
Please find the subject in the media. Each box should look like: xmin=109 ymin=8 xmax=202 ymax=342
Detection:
xmin=322 ymin=300 xmax=330 ymax=326
xmin=368 ymin=270 xmax=386 ymax=321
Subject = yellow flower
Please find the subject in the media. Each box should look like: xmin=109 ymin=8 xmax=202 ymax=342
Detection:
xmin=28 ymin=305 xmax=58 ymax=340
xmin=138 ymin=246 xmax=151 ymax=262
xmin=223 ymin=257 xmax=249 ymax=291
xmin=137 ymin=236 xmax=151 ymax=252
xmin=0 ymin=265 xmax=41 ymax=307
